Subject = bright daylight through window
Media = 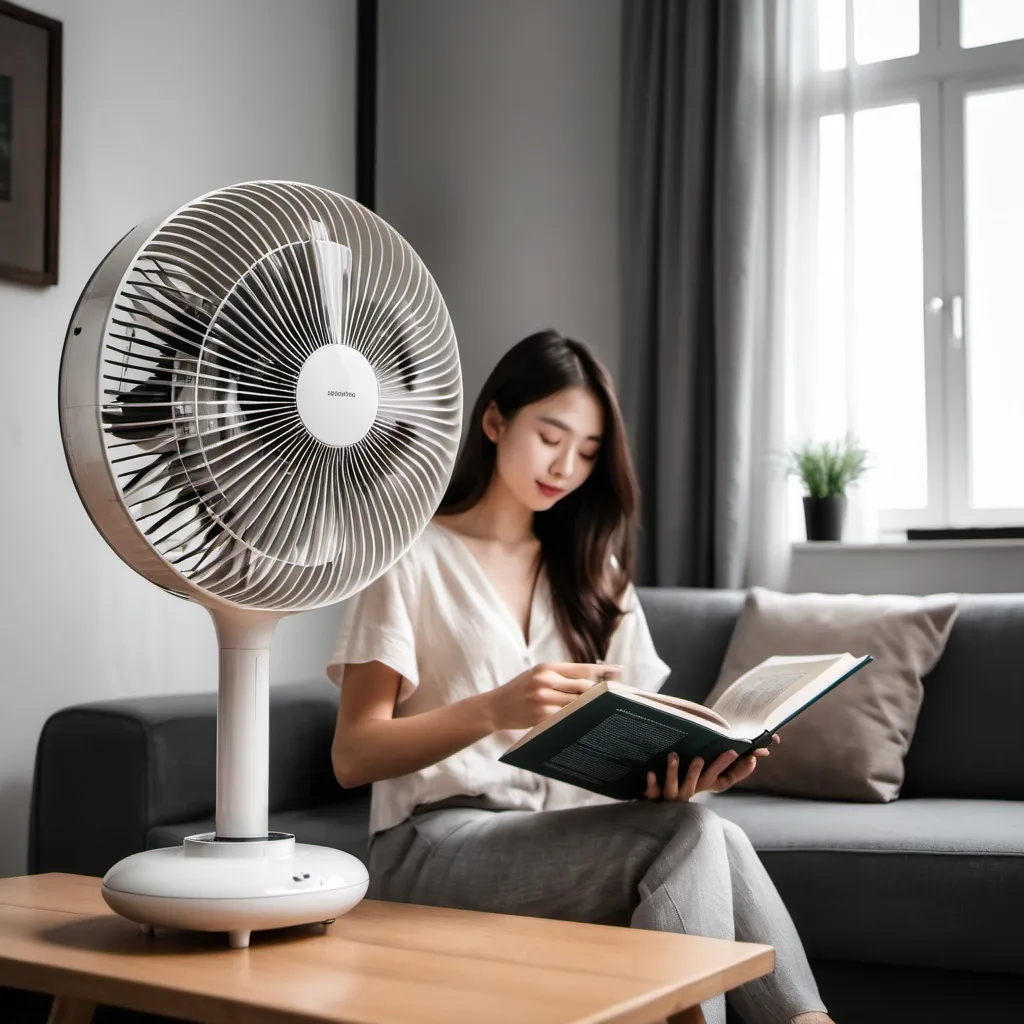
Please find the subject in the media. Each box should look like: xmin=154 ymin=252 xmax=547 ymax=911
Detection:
xmin=806 ymin=0 xmax=1024 ymax=533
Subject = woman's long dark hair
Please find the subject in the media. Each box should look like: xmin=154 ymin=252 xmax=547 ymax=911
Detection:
xmin=439 ymin=330 xmax=638 ymax=662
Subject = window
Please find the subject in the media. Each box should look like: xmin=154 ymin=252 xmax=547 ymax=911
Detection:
xmin=804 ymin=0 xmax=1024 ymax=531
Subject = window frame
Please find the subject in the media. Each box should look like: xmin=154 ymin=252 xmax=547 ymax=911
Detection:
xmin=810 ymin=0 xmax=1024 ymax=530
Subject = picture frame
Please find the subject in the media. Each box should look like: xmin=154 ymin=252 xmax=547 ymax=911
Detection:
xmin=0 ymin=1 xmax=61 ymax=286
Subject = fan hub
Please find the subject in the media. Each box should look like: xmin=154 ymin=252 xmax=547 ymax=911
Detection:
xmin=296 ymin=344 xmax=379 ymax=447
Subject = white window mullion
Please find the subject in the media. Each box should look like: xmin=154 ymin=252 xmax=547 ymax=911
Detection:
xmin=845 ymin=0 xmax=855 ymax=69
xmin=920 ymin=82 xmax=950 ymax=528
xmin=921 ymin=0 xmax=944 ymax=56
xmin=938 ymin=0 xmax=962 ymax=54
xmin=842 ymin=105 xmax=857 ymax=439
xmin=942 ymin=77 xmax=970 ymax=526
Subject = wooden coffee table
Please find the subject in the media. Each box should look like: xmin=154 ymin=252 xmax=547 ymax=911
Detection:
xmin=0 ymin=874 xmax=773 ymax=1024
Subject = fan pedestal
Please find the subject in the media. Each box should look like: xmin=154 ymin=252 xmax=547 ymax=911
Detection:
xmin=101 ymin=609 xmax=368 ymax=948
xmin=101 ymin=833 xmax=368 ymax=948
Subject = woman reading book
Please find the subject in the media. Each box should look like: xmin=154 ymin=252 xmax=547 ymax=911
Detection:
xmin=328 ymin=331 xmax=833 ymax=1024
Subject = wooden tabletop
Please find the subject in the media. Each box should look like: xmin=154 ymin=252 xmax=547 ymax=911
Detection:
xmin=0 ymin=873 xmax=773 ymax=1024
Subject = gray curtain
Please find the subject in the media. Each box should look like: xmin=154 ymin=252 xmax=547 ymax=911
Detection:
xmin=620 ymin=0 xmax=765 ymax=588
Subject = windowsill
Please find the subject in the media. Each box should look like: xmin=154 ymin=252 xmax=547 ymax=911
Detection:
xmin=788 ymin=533 xmax=1024 ymax=594
xmin=792 ymin=537 xmax=1024 ymax=552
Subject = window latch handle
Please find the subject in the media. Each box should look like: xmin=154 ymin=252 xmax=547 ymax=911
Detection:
xmin=950 ymin=294 xmax=964 ymax=349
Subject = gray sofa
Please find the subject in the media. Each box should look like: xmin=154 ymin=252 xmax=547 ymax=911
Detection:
xmin=26 ymin=588 xmax=1024 ymax=1024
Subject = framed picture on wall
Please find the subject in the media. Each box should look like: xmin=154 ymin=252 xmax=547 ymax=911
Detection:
xmin=0 ymin=1 xmax=61 ymax=286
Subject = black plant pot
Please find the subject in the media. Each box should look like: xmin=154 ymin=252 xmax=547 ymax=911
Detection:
xmin=803 ymin=495 xmax=847 ymax=542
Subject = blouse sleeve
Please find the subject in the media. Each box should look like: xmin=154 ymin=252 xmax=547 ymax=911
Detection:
xmin=325 ymin=559 xmax=419 ymax=703
xmin=605 ymin=583 xmax=672 ymax=694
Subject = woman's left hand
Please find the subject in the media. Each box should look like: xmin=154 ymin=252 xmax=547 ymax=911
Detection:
xmin=644 ymin=735 xmax=780 ymax=801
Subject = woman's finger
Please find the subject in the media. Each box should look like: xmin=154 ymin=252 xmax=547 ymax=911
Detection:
xmin=663 ymin=753 xmax=680 ymax=800
xmin=552 ymin=663 xmax=622 ymax=681
xmin=644 ymin=770 xmax=660 ymax=800
xmin=545 ymin=677 xmax=597 ymax=696
xmin=699 ymin=749 xmax=740 ymax=789
xmin=753 ymin=746 xmax=771 ymax=758
xmin=714 ymin=755 xmax=758 ymax=792
xmin=533 ymin=690 xmax=573 ymax=713
xmin=679 ymin=755 xmax=703 ymax=800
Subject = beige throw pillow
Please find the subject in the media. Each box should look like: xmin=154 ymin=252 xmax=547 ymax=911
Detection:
xmin=704 ymin=587 xmax=959 ymax=802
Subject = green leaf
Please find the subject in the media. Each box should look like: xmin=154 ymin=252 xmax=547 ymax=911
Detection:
xmin=787 ymin=434 xmax=871 ymax=498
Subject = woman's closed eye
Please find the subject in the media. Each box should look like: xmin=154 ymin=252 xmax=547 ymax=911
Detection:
xmin=540 ymin=430 xmax=598 ymax=453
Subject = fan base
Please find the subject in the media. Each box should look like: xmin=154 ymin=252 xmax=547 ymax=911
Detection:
xmin=101 ymin=833 xmax=369 ymax=948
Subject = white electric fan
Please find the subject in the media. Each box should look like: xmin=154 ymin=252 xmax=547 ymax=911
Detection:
xmin=58 ymin=180 xmax=462 ymax=948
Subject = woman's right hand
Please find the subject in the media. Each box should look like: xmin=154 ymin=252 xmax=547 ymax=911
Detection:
xmin=485 ymin=662 xmax=620 ymax=732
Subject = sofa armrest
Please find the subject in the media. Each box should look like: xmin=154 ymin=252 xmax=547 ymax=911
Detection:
xmin=29 ymin=680 xmax=354 ymax=876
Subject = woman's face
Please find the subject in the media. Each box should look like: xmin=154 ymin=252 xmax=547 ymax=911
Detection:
xmin=485 ymin=386 xmax=605 ymax=512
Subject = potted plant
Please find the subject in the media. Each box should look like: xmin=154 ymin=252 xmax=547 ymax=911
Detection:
xmin=789 ymin=435 xmax=870 ymax=541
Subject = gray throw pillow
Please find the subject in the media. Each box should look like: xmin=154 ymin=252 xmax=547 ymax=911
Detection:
xmin=704 ymin=587 xmax=960 ymax=802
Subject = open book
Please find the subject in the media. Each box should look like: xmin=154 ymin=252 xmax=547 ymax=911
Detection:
xmin=499 ymin=653 xmax=873 ymax=800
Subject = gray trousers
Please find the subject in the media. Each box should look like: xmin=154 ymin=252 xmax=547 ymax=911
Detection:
xmin=368 ymin=800 xmax=826 ymax=1024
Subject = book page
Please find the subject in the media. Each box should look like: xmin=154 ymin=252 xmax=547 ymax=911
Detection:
xmin=710 ymin=656 xmax=845 ymax=734
xmin=613 ymin=685 xmax=730 ymax=729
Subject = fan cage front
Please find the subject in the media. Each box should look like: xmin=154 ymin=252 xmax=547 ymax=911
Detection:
xmin=59 ymin=181 xmax=462 ymax=612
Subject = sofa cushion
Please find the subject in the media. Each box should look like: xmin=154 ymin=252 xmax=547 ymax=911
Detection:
xmin=147 ymin=792 xmax=372 ymax=863
xmin=703 ymin=791 xmax=1024 ymax=975
xmin=901 ymin=594 xmax=1024 ymax=799
xmin=703 ymin=588 xmax=959 ymax=802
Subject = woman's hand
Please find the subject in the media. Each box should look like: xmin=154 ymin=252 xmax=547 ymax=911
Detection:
xmin=486 ymin=662 xmax=619 ymax=732
xmin=644 ymin=735 xmax=780 ymax=801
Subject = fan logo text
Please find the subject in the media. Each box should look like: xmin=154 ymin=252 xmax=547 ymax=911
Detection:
xmin=327 ymin=390 xmax=357 ymax=397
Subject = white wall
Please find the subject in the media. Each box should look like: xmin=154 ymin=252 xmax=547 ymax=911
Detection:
xmin=376 ymin=0 xmax=623 ymax=409
xmin=0 ymin=0 xmax=356 ymax=877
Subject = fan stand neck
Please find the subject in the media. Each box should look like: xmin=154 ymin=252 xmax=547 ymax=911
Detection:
xmin=209 ymin=607 xmax=284 ymax=840
xmin=101 ymin=603 xmax=368 ymax=949
xmin=211 ymin=607 xmax=283 ymax=650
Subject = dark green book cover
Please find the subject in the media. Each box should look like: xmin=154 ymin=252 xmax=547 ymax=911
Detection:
xmin=499 ymin=691 xmax=771 ymax=801
xmin=499 ymin=655 xmax=873 ymax=801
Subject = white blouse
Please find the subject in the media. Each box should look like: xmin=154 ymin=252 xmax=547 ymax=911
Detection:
xmin=327 ymin=520 xmax=671 ymax=835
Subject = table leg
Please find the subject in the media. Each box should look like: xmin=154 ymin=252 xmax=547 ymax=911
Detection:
xmin=46 ymin=996 xmax=97 ymax=1024
xmin=667 ymin=1007 xmax=706 ymax=1024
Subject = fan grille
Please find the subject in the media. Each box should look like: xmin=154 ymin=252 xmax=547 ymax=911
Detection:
xmin=98 ymin=182 xmax=461 ymax=610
